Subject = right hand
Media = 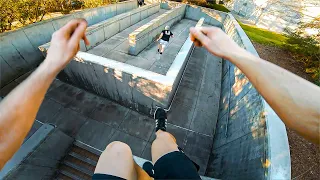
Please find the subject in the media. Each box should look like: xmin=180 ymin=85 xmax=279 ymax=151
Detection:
xmin=189 ymin=27 xmax=243 ymax=59
xmin=45 ymin=19 xmax=90 ymax=72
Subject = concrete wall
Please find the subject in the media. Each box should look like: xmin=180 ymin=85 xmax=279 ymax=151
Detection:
xmin=56 ymin=53 xmax=173 ymax=114
xmin=39 ymin=3 xmax=160 ymax=54
xmin=39 ymin=18 xmax=204 ymax=115
xmin=204 ymin=12 xmax=291 ymax=179
xmin=0 ymin=0 xmax=138 ymax=89
xmin=1 ymin=125 xmax=73 ymax=179
xmin=129 ymin=5 xmax=186 ymax=55
xmin=185 ymin=5 xmax=227 ymax=27
xmin=225 ymin=0 xmax=320 ymax=33
xmin=85 ymin=3 xmax=160 ymax=51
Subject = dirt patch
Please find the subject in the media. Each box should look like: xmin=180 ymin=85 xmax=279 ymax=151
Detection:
xmin=253 ymin=42 xmax=320 ymax=180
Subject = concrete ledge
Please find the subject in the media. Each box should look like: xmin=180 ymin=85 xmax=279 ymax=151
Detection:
xmin=128 ymin=5 xmax=186 ymax=55
xmin=185 ymin=5 xmax=226 ymax=27
xmin=208 ymin=11 xmax=291 ymax=179
xmin=0 ymin=0 xmax=138 ymax=89
xmin=40 ymin=3 xmax=160 ymax=53
xmin=0 ymin=124 xmax=55 ymax=179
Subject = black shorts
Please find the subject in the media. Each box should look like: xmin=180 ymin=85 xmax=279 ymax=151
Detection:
xmin=92 ymin=151 xmax=201 ymax=180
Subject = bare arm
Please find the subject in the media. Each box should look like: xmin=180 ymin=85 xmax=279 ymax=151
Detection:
xmin=190 ymin=27 xmax=320 ymax=144
xmin=157 ymin=33 xmax=163 ymax=41
xmin=0 ymin=19 xmax=90 ymax=169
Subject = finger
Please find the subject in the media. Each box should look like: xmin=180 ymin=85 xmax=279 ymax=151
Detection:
xmin=190 ymin=27 xmax=210 ymax=46
xmin=69 ymin=20 xmax=88 ymax=47
xmin=194 ymin=40 xmax=202 ymax=47
xmin=83 ymin=34 xmax=90 ymax=46
xmin=59 ymin=19 xmax=86 ymax=38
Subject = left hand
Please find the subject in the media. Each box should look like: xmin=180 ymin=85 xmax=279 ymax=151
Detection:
xmin=45 ymin=19 xmax=90 ymax=72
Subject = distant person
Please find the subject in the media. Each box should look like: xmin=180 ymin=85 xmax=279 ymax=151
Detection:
xmin=138 ymin=0 xmax=143 ymax=7
xmin=156 ymin=25 xmax=173 ymax=55
xmin=0 ymin=18 xmax=319 ymax=180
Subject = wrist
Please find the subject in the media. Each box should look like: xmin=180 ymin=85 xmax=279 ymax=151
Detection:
xmin=224 ymin=47 xmax=249 ymax=63
xmin=41 ymin=58 xmax=62 ymax=77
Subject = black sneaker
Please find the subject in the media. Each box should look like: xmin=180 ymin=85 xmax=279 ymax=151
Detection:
xmin=157 ymin=49 xmax=159 ymax=52
xmin=154 ymin=107 xmax=167 ymax=132
xmin=160 ymin=52 xmax=162 ymax=55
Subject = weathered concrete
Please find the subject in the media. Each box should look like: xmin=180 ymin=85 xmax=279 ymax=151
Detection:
xmin=129 ymin=5 xmax=186 ymax=55
xmin=39 ymin=18 xmax=203 ymax=115
xmin=205 ymin=11 xmax=291 ymax=180
xmin=89 ymin=18 xmax=195 ymax=74
xmin=185 ymin=5 xmax=226 ymax=27
xmin=1 ymin=125 xmax=73 ymax=180
xmin=0 ymin=0 xmax=138 ymax=88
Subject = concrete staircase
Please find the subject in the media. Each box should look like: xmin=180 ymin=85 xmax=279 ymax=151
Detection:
xmin=56 ymin=141 xmax=99 ymax=180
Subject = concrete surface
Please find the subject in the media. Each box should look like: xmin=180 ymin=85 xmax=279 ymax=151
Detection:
xmin=0 ymin=0 xmax=137 ymax=88
xmin=89 ymin=18 xmax=196 ymax=74
xmin=2 ymin=126 xmax=73 ymax=179
xmin=38 ymin=16 xmax=202 ymax=115
xmin=185 ymin=5 xmax=226 ymax=27
xmin=205 ymin=12 xmax=290 ymax=179
xmin=129 ymin=5 xmax=185 ymax=55
xmin=28 ymin=43 xmax=222 ymax=175
xmin=0 ymin=124 xmax=54 ymax=179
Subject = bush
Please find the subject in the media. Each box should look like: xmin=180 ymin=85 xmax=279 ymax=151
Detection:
xmin=0 ymin=0 xmax=114 ymax=32
xmin=181 ymin=0 xmax=230 ymax=12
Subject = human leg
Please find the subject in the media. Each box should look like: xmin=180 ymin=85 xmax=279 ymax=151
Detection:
xmin=158 ymin=43 xmax=162 ymax=53
xmin=94 ymin=141 xmax=150 ymax=180
xmin=151 ymin=130 xmax=179 ymax=163
xmin=150 ymin=108 xmax=201 ymax=179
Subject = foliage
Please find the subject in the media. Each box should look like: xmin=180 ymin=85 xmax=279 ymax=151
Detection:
xmin=239 ymin=21 xmax=320 ymax=85
xmin=0 ymin=0 xmax=113 ymax=33
xmin=181 ymin=0 xmax=230 ymax=12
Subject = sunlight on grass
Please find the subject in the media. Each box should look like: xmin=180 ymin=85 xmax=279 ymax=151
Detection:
xmin=239 ymin=23 xmax=289 ymax=47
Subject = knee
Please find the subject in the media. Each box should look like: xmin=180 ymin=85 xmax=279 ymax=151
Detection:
xmin=104 ymin=141 xmax=132 ymax=155
xmin=155 ymin=131 xmax=176 ymax=142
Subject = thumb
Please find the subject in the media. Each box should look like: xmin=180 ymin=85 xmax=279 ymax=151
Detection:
xmin=190 ymin=27 xmax=210 ymax=47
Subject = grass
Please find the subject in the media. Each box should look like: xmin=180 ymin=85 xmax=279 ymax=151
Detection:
xmin=204 ymin=3 xmax=230 ymax=13
xmin=239 ymin=23 xmax=289 ymax=48
xmin=239 ymin=22 xmax=320 ymax=85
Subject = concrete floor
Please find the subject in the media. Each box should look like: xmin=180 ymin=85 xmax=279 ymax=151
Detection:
xmin=87 ymin=10 xmax=197 ymax=75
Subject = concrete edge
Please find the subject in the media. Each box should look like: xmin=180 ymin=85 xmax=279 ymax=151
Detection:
xmin=166 ymin=17 xmax=204 ymax=78
xmin=75 ymin=51 xmax=172 ymax=85
xmin=264 ymin=100 xmax=291 ymax=180
xmin=0 ymin=124 xmax=55 ymax=179
xmin=226 ymin=13 xmax=291 ymax=179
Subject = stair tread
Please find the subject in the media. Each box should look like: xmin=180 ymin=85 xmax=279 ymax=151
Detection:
xmin=59 ymin=170 xmax=85 ymax=180
xmin=69 ymin=152 xmax=98 ymax=166
xmin=64 ymin=161 xmax=94 ymax=176
xmin=74 ymin=141 xmax=102 ymax=156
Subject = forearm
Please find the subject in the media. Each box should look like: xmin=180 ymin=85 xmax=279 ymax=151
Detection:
xmin=228 ymin=49 xmax=320 ymax=143
xmin=0 ymin=60 xmax=59 ymax=168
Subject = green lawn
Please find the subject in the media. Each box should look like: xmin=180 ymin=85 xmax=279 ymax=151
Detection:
xmin=205 ymin=3 xmax=230 ymax=13
xmin=239 ymin=23 xmax=289 ymax=48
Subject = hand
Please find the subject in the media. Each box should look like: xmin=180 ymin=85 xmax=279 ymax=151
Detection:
xmin=45 ymin=19 xmax=90 ymax=72
xmin=190 ymin=27 xmax=243 ymax=59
